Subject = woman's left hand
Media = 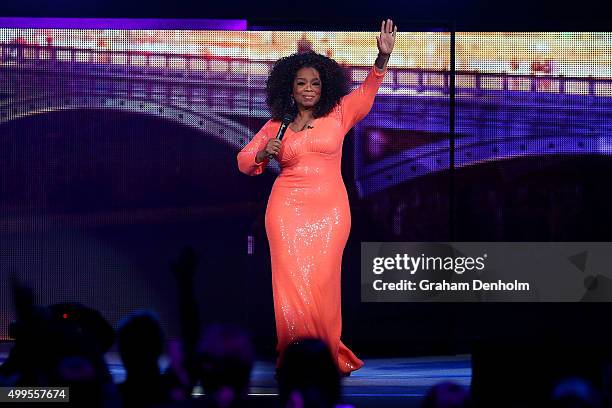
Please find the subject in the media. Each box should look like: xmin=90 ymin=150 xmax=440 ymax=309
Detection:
xmin=377 ymin=19 xmax=397 ymax=55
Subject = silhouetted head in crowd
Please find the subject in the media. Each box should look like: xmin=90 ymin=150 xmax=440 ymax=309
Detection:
xmin=549 ymin=377 xmax=602 ymax=408
xmin=117 ymin=311 xmax=170 ymax=408
xmin=277 ymin=338 xmax=341 ymax=408
xmin=118 ymin=311 xmax=164 ymax=376
xmin=49 ymin=305 xmax=119 ymax=408
xmin=197 ymin=323 xmax=254 ymax=408
xmin=49 ymin=302 xmax=116 ymax=355
xmin=421 ymin=381 xmax=471 ymax=408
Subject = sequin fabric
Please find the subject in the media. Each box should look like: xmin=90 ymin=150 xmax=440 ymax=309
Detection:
xmin=237 ymin=66 xmax=386 ymax=375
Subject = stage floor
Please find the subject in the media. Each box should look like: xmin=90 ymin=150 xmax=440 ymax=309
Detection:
xmin=109 ymin=353 xmax=472 ymax=407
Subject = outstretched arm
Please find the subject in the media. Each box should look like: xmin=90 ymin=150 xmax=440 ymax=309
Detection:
xmin=341 ymin=19 xmax=398 ymax=132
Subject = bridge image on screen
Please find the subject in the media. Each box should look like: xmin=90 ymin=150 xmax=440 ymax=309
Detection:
xmin=2 ymin=30 xmax=610 ymax=199
xmin=357 ymin=32 xmax=612 ymax=196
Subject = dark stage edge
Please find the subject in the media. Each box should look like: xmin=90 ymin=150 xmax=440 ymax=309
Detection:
xmin=111 ymin=354 xmax=472 ymax=407
xmin=0 ymin=349 xmax=472 ymax=407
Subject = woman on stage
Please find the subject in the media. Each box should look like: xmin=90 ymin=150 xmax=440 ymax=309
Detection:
xmin=238 ymin=19 xmax=397 ymax=376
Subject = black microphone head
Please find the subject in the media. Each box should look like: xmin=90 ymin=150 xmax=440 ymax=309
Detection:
xmin=281 ymin=113 xmax=294 ymax=124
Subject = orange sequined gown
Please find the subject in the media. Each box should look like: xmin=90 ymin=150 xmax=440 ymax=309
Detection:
xmin=237 ymin=66 xmax=386 ymax=374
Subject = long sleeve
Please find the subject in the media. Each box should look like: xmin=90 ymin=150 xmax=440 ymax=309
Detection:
xmin=340 ymin=65 xmax=387 ymax=133
xmin=237 ymin=119 xmax=275 ymax=176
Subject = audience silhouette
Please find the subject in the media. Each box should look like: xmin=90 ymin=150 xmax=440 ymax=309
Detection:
xmin=2 ymin=252 xmax=609 ymax=408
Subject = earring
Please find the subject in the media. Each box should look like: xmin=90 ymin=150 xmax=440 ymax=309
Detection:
xmin=290 ymin=96 xmax=295 ymax=106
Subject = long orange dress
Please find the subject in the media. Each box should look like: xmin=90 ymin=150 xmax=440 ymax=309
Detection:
xmin=237 ymin=66 xmax=386 ymax=375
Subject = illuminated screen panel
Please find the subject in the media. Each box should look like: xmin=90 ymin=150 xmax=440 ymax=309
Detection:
xmin=353 ymin=32 xmax=450 ymax=193
xmin=454 ymin=33 xmax=612 ymax=240
xmin=354 ymin=33 xmax=451 ymax=241
xmin=0 ymin=24 xmax=449 ymax=339
xmin=0 ymin=27 xmax=263 ymax=340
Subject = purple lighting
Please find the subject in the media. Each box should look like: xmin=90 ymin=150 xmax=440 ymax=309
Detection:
xmin=0 ymin=17 xmax=247 ymax=30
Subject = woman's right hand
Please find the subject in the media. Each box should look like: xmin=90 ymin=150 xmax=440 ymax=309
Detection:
xmin=257 ymin=138 xmax=282 ymax=162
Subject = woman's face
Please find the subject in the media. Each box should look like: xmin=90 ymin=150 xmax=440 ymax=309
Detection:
xmin=292 ymin=67 xmax=322 ymax=109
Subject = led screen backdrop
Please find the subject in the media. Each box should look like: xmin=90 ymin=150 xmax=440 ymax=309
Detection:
xmin=452 ymin=33 xmax=612 ymax=241
xmin=455 ymin=32 xmax=612 ymax=165
xmin=1 ymin=25 xmax=611 ymax=345
xmin=0 ymin=24 xmax=449 ymax=340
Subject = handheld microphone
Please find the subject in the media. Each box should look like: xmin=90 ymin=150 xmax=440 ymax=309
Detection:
xmin=268 ymin=113 xmax=294 ymax=159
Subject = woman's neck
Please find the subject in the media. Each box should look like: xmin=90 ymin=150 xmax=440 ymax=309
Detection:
xmin=290 ymin=110 xmax=315 ymax=132
xmin=296 ymin=108 xmax=314 ymax=121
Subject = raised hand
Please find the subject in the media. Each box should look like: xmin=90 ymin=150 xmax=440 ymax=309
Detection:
xmin=377 ymin=19 xmax=397 ymax=56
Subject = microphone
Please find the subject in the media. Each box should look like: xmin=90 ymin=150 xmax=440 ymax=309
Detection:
xmin=268 ymin=113 xmax=294 ymax=159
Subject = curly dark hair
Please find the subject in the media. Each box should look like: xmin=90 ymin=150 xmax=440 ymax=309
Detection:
xmin=266 ymin=51 xmax=350 ymax=120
